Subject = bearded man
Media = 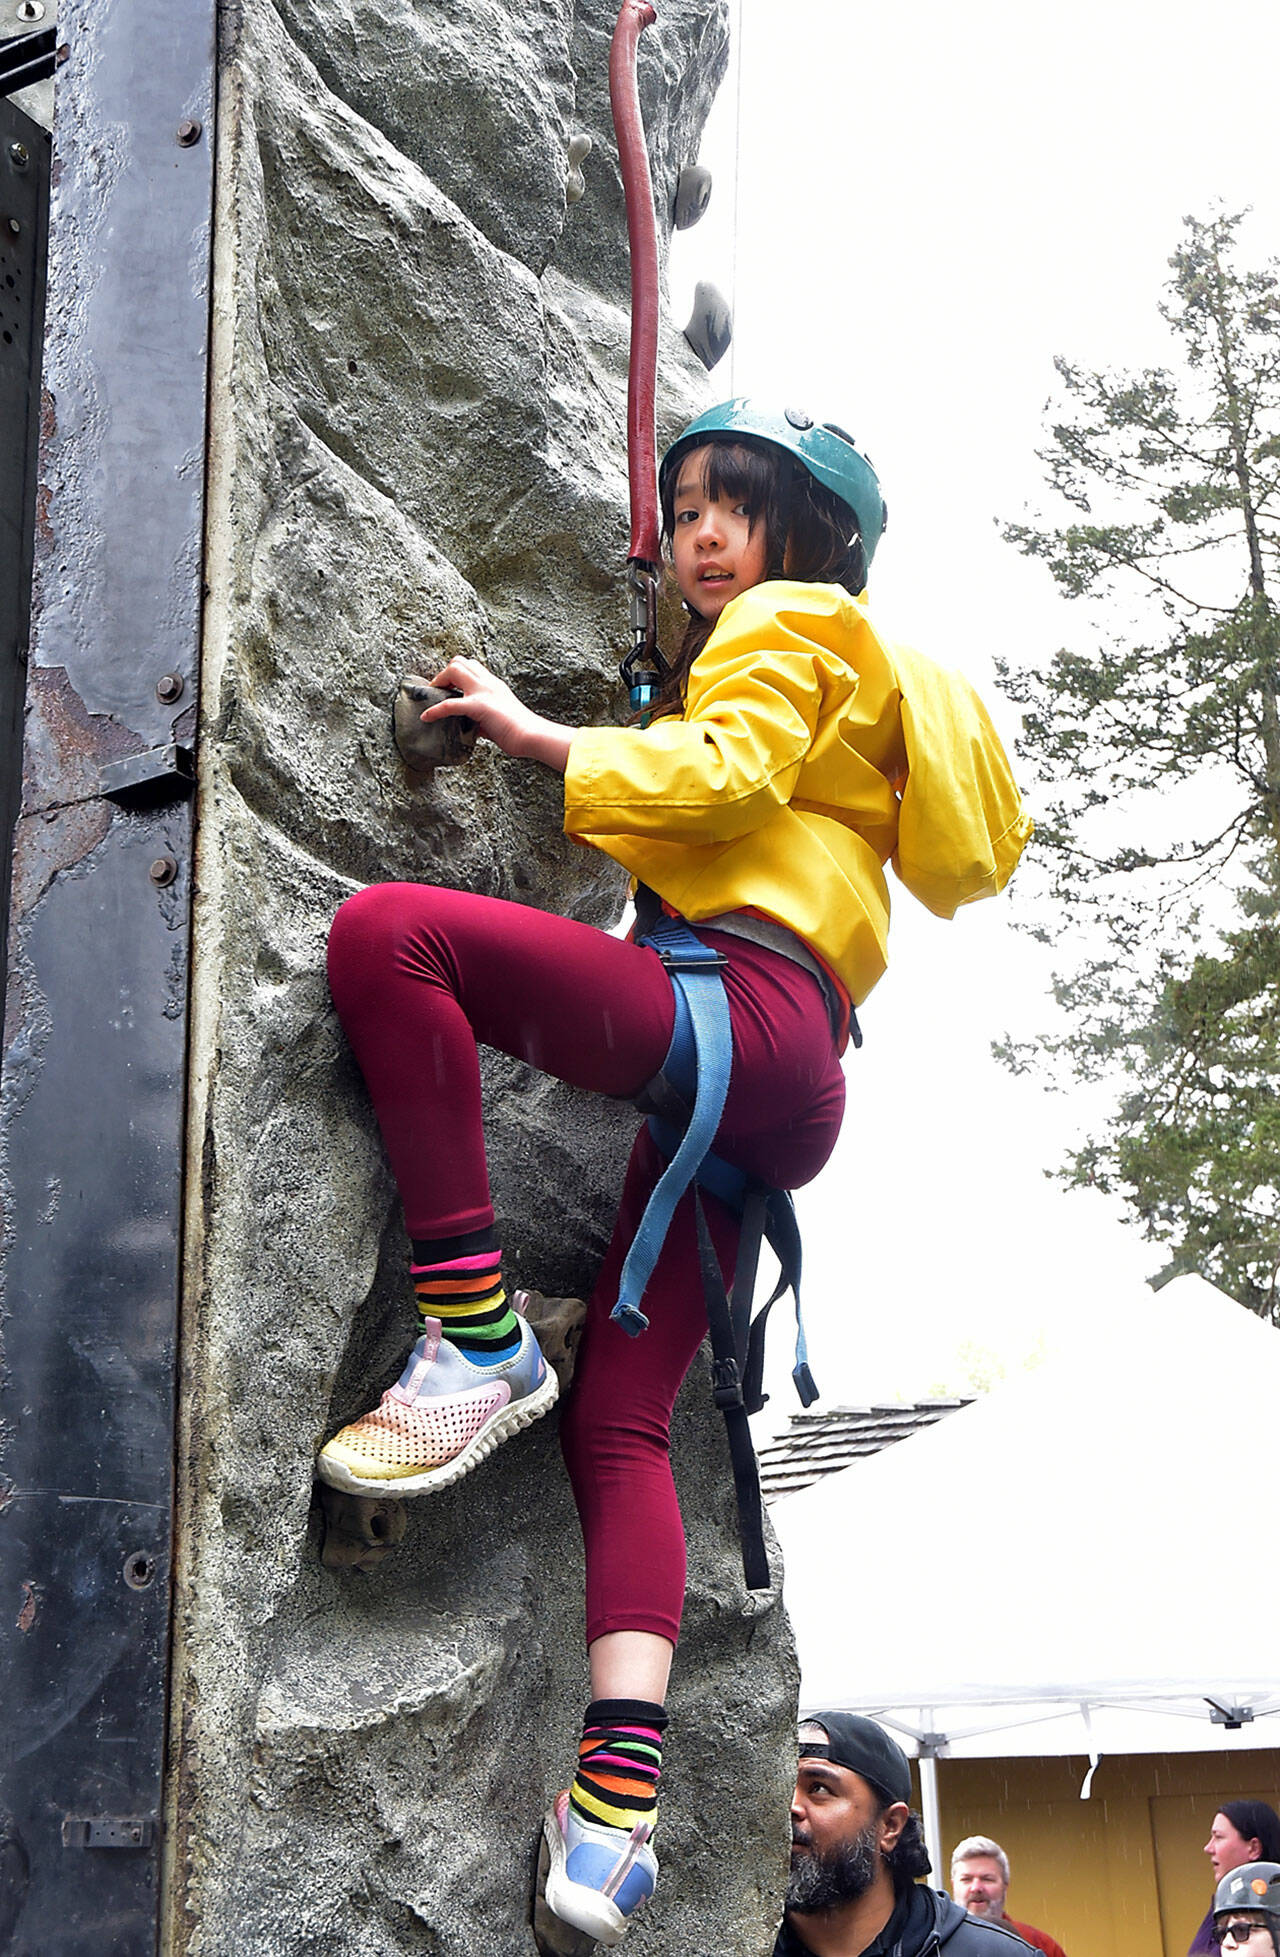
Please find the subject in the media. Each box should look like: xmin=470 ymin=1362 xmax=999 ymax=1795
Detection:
xmin=775 ymin=1715 xmax=1031 ymax=1957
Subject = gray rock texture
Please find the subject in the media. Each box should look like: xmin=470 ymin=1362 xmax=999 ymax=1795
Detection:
xmin=167 ymin=2 xmax=798 ymax=1952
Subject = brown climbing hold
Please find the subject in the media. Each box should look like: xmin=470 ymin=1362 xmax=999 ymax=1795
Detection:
xmin=513 ymin=1289 xmax=587 ymax=1393
xmin=316 ymin=1486 xmax=408 ymax=1573
xmin=393 ymin=677 xmax=479 ymax=771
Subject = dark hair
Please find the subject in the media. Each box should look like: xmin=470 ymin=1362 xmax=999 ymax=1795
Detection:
xmin=886 ymin=1809 xmax=933 ymax=1893
xmin=1220 ymin=1803 xmax=1280 ymax=1864
xmin=650 ymin=436 xmax=867 ymax=719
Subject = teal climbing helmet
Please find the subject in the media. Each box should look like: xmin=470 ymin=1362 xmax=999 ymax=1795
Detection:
xmin=658 ymin=400 xmax=888 ymax=570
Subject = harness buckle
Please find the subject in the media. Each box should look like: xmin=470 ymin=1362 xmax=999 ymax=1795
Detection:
xmin=649 ymin=940 xmax=729 ymax=973
xmin=712 ymin=1356 xmax=743 ymax=1410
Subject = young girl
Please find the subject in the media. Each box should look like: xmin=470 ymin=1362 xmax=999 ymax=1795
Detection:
xmin=319 ymin=399 xmax=1030 ymax=1946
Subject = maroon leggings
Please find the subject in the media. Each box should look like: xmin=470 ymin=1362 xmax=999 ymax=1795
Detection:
xmin=326 ymin=883 xmax=845 ymax=1644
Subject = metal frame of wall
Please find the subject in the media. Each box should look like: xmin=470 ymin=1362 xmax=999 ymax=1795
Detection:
xmin=0 ymin=89 xmax=48 ymax=981
xmin=0 ymin=0 xmax=215 ymax=1948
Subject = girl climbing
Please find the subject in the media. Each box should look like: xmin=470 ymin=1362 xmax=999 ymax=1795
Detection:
xmin=318 ymin=399 xmax=1031 ymax=1946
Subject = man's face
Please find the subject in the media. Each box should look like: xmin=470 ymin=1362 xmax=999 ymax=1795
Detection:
xmin=787 ymin=1760 xmax=906 ymax=1913
xmin=954 ymin=1856 xmax=1008 ymax=1919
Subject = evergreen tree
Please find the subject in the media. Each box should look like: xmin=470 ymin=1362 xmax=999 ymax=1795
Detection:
xmin=1000 ymin=210 xmax=1280 ymax=1321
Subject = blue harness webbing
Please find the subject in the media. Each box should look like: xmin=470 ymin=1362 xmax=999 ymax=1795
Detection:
xmin=611 ymin=914 xmax=819 ymax=1590
xmin=611 ymin=917 xmax=734 ymax=1335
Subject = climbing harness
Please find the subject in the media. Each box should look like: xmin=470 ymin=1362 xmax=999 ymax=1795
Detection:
xmin=609 ymin=0 xmax=668 ymax=720
xmin=612 ymin=910 xmax=818 ymax=1592
xmin=611 ymin=917 xmax=731 ymax=1337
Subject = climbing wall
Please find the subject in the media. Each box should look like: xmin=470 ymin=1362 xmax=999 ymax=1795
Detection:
xmin=166 ymin=1 xmax=798 ymax=1950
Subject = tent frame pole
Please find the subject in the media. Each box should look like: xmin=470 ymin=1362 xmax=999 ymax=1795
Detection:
xmin=918 ymin=1749 xmax=944 ymax=1888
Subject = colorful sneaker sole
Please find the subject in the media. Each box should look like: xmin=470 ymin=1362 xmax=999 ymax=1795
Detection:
xmin=316 ymin=1364 xmax=558 ymax=1499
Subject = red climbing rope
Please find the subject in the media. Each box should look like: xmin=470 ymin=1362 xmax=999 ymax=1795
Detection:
xmin=609 ymin=0 xmax=661 ymax=571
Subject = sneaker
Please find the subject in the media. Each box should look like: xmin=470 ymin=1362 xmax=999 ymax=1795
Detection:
xmin=542 ymin=1791 xmax=657 ymax=1948
xmin=317 ymin=1313 xmax=557 ymax=1498
xmin=533 ymin=1825 xmax=601 ymax=1957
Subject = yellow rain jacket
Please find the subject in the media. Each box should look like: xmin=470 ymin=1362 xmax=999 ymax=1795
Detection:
xmin=564 ymin=580 xmax=1031 ymax=1008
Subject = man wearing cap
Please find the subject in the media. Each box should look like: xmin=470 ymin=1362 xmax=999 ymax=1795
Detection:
xmin=775 ymin=1714 xmax=1032 ymax=1957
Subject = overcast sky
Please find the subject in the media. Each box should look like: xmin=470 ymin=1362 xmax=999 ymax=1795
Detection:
xmin=667 ymin=0 xmax=1280 ymax=1422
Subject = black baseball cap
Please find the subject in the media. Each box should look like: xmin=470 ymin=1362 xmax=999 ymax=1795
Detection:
xmin=797 ymin=1712 xmax=913 ymax=1808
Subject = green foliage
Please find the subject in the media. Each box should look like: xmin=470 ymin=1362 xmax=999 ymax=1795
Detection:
xmin=1001 ymin=211 xmax=1280 ymax=1320
xmin=923 ymin=1333 xmax=1050 ymax=1401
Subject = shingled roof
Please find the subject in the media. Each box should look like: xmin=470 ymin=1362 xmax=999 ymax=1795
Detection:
xmin=756 ymin=1399 xmax=974 ymax=1503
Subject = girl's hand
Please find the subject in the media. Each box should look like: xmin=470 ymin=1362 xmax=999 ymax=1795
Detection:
xmin=426 ymin=656 xmax=575 ymax=774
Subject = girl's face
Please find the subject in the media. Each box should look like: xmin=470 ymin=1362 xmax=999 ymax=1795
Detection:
xmin=670 ymin=448 xmax=770 ymax=622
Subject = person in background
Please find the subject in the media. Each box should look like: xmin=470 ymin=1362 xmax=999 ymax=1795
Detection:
xmin=1212 ymin=1861 xmax=1280 ymax=1957
xmin=777 ymin=1717 xmax=1029 ymax=1957
xmin=1191 ymin=1807 xmax=1280 ymax=1956
xmin=950 ymin=1836 xmax=1066 ymax=1957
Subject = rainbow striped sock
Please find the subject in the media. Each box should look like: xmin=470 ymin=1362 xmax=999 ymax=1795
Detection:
xmin=410 ymin=1231 xmax=520 ymax=1367
xmin=569 ymin=1698 xmax=666 ymax=1839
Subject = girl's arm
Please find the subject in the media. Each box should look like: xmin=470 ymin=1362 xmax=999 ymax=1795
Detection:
xmin=425 ymin=655 xmax=574 ymax=774
xmin=566 ymin=586 xmax=842 ymax=846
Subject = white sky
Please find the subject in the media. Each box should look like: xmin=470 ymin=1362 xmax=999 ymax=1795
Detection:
xmin=667 ymin=0 xmax=1280 ymax=1425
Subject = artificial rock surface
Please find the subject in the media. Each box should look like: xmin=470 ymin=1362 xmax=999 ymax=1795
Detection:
xmin=169 ymin=2 xmax=798 ymax=1952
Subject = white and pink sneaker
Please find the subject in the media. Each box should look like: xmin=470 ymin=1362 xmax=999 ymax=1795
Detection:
xmin=542 ymin=1791 xmax=658 ymax=1947
xmin=317 ymin=1312 xmax=557 ymax=1497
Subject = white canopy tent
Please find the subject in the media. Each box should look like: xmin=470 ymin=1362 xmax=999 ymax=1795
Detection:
xmin=771 ymin=1275 xmax=1280 ymax=1862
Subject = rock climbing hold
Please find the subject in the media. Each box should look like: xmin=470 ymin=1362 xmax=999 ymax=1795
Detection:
xmin=673 ymin=163 xmax=711 ymax=230
xmin=512 ymin=1288 xmax=587 ymax=1393
xmin=393 ymin=676 xmax=478 ymax=771
xmin=682 ymin=280 xmax=732 ymax=371
xmin=565 ymin=133 xmax=592 ymax=206
xmin=316 ymin=1486 xmax=408 ymax=1574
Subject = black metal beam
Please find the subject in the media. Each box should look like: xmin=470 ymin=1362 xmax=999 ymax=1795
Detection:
xmin=0 ymin=98 xmax=48 ymax=996
xmin=0 ymin=27 xmax=58 ymax=101
xmin=0 ymin=0 xmax=216 ymax=1947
